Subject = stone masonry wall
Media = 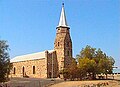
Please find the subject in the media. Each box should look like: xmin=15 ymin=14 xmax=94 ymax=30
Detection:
xmin=47 ymin=51 xmax=58 ymax=78
xmin=11 ymin=58 xmax=47 ymax=78
xmin=54 ymin=27 xmax=72 ymax=71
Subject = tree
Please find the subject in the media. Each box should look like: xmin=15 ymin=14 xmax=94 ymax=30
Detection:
xmin=77 ymin=45 xmax=115 ymax=80
xmin=59 ymin=68 xmax=69 ymax=80
xmin=60 ymin=58 xmax=78 ymax=80
xmin=78 ymin=58 xmax=97 ymax=79
xmin=94 ymin=48 xmax=106 ymax=64
xmin=67 ymin=58 xmax=78 ymax=80
xmin=0 ymin=40 xmax=11 ymax=82
xmin=79 ymin=45 xmax=96 ymax=59
xmin=98 ymin=57 xmax=115 ymax=79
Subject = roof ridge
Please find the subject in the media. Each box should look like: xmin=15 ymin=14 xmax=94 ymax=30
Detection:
xmin=10 ymin=50 xmax=55 ymax=63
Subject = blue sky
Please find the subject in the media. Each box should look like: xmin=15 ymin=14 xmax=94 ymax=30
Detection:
xmin=0 ymin=0 xmax=119 ymax=67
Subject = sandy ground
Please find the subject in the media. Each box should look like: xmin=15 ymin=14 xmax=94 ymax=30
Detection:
xmin=50 ymin=80 xmax=120 ymax=87
xmin=50 ymin=74 xmax=120 ymax=87
xmin=0 ymin=74 xmax=119 ymax=87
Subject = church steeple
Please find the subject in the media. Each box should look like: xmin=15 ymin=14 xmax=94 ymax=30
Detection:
xmin=57 ymin=3 xmax=69 ymax=28
xmin=54 ymin=3 xmax=72 ymax=71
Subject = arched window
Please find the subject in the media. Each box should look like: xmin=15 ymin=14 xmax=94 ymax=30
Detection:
xmin=23 ymin=66 xmax=25 ymax=76
xmin=33 ymin=66 xmax=35 ymax=74
xmin=13 ymin=67 xmax=16 ymax=74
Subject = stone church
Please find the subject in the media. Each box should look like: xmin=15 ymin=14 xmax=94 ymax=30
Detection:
xmin=10 ymin=4 xmax=73 ymax=78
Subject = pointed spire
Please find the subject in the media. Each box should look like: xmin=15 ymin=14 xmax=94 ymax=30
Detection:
xmin=57 ymin=3 xmax=69 ymax=28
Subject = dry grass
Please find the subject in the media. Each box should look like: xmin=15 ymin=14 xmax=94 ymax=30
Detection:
xmin=50 ymin=80 xmax=119 ymax=87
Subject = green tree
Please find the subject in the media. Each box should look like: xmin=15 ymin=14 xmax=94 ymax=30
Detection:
xmin=94 ymin=48 xmax=107 ymax=74
xmin=77 ymin=45 xmax=115 ymax=80
xmin=94 ymin=48 xmax=106 ymax=64
xmin=78 ymin=45 xmax=96 ymax=59
xmin=0 ymin=40 xmax=11 ymax=82
xmin=98 ymin=57 xmax=115 ymax=79
xmin=78 ymin=58 xmax=97 ymax=79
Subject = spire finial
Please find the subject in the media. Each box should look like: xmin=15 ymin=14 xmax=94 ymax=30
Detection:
xmin=57 ymin=3 xmax=69 ymax=28
xmin=62 ymin=3 xmax=64 ymax=7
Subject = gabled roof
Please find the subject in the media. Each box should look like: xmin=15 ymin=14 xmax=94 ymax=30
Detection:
xmin=10 ymin=50 xmax=54 ymax=63
xmin=57 ymin=3 xmax=69 ymax=28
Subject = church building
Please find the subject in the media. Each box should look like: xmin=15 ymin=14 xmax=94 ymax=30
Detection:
xmin=10 ymin=4 xmax=73 ymax=78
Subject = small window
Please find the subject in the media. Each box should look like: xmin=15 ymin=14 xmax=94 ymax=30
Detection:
xmin=13 ymin=67 xmax=16 ymax=74
xmin=58 ymin=42 xmax=59 ymax=46
xmin=67 ymin=51 xmax=69 ymax=56
xmin=67 ymin=42 xmax=69 ymax=47
xmin=33 ymin=66 xmax=35 ymax=74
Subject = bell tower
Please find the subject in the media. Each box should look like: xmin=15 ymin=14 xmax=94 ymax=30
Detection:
xmin=54 ymin=3 xmax=72 ymax=71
